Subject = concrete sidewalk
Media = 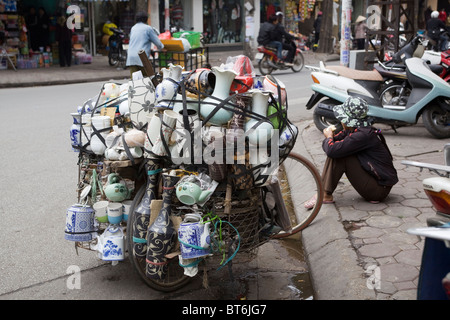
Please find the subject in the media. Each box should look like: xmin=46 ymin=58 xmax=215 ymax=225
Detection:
xmin=0 ymin=49 xmax=337 ymax=88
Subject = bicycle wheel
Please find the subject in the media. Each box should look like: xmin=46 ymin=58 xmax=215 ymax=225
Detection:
xmin=126 ymin=184 xmax=191 ymax=292
xmin=272 ymin=152 xmax=324 ymax=238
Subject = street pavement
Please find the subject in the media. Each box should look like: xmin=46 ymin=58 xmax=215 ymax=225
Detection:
xmin=0 ymin=48 xmax=446 ymax=300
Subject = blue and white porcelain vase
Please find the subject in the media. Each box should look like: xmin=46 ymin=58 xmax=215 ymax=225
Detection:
xmin=155 ymin=63 xmax=183 ymax=109
xmin=131 ymin=159 xmax=161 ymax=259
xmin=70 ymin=113 xmax=81 ymax=152
xmin=65 ymin=204 xmax=95 ymax=242
xmin=200 ymin=66 xmax=238 ymax=125
xmin=145 ymin=172 xmax=180 ymax=280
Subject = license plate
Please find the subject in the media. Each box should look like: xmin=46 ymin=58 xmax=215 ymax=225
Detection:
xmin=255 ymin=52 xmax=264 ymax=60
xmin=122 ymin=44 xmax=129 ymax=50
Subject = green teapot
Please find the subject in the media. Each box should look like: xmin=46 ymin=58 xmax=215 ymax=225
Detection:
xmin=104 ymin=173 xmax=132 ymax=202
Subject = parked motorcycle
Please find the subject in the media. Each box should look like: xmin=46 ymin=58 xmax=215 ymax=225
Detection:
xmin=108 ymin=27 xmax=128 ymax=67
xmin=403 ymin=143 xmax=450 ymax=300
xmin=305 ymin=57 xmax=450 ymax=139
xmin=255 ymin=39 xmax=304 ymax=75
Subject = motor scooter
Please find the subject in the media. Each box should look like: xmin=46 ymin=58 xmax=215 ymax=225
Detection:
xmin=108 ymin=27 xmax=129 ymax=68
xmin=255 ymin=39 xmax=304 ymax=75
xmin=403 ymin=143 xmax=450 ymax=300
xmin=305 ymin=57 xmax=450 ymax=139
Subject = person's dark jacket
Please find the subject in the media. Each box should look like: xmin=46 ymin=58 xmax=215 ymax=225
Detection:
xmin=426 ymin=17 xmax=447 ymax=40
xmin=314 ymin=15 xmax=322 ymax=32
xmin=322 ymin=126 xmax=398 ymax=186
xmin=274 ymin=23 xmax=295 ymax=42
xmin=257 ymin=21 xmax=277 ymax=45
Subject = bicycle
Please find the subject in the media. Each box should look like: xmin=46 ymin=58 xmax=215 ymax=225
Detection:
xmin=126 ymin=151 xmax=324 ymax=291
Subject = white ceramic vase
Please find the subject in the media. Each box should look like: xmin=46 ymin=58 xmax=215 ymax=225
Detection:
xmin=200 ymin=66 xmax=238 ymax=125
xmin=245 ymin=89 xmax=274 ymax=146
xmin=151 ymin=110 xmax=179 ymax=157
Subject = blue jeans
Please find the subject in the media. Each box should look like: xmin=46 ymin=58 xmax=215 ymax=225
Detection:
xmin=268 ymin=41 xmax=283 ymax=60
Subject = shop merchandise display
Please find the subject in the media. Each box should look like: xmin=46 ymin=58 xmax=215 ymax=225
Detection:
xmin=66 ymin=55 xmax=298 ymax=289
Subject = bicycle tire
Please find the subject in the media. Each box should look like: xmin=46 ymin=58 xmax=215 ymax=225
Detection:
xmin=272 ymin=152 xmax=324 ymax=238
xmin=126 ymin=184 xmax=191 ymax=292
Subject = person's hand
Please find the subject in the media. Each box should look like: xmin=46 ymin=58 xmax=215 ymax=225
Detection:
xmin=323 ymin=125 xmax=335 ymax=139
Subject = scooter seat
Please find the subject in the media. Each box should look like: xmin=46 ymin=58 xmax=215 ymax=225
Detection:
xmin=429 ymin=64 xmax=444 ymax=75
xmin=326 ymin=65 xmax=384 ymax=81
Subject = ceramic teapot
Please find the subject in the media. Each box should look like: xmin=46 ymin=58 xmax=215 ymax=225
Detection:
xmin=104 ymin=173 xmax=132 ymax=202
xmin=178 ymin=213 xmax=211 ymax=259
xmin=176 ymin=179 xmax=212 ymax=205
xmin=96 ymin=225 xmax=125 ymax=261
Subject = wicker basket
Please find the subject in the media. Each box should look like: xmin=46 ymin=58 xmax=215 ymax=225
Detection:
xmin=207 ymin=186 xmax=262 ymax=252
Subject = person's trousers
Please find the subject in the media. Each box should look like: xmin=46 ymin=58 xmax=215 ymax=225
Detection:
xmin=268 ymin=41 xmax=283 ymax=60
xmin=321 ymin=155 xmax=392 ymax=202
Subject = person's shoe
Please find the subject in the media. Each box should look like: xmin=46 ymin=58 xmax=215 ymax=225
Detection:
xmin=284 ymin=62 xmax=294 ymax=67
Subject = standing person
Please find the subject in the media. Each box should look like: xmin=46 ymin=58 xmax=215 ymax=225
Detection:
xmin=25 ymin=7 xmax=38 ymax=51
xmin=55 ymin=14 xmax=73 ymax=67
xmin=354 ymin=15 xmax=367 ymax=50
xmin=274 ymin=11 xmax=297 ymax=66
xmin=257 ymin=14 xmax=284 ymax=65
xmin=126 ymin=12 xmax=164 ymax=78
xmin=36 ymin=7 xmax=50 ymax=50
xmin=313 ymin=11 xmax=322 ymax=46
xmin=427 ymin=10 xmax=448 ymax=51
xmin=304 ymin=97 xmax=398 ymax=209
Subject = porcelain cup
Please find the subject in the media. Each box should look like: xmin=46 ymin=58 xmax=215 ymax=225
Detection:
xmin=107 ymin=202 xmax=123 ymax=225
xmin=93 ymin=201 xmax=109 ymax=223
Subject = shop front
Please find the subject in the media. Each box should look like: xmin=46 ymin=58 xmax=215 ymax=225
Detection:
xmin=0 ymin=0 xmax=135 ymax=70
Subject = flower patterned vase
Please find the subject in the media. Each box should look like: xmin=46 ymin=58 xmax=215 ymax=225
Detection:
xmin=145 ymin=172 xmax=180 ymax=280
xmin=131 ymin=159 xmax=161 ymax=259
xmin=155 ymin=63 xmax=183 ymax=109
xmin=245 ymin=89 xmax=274 ymax=146
xmin=200 ymin=66 xmax=238 ymax=125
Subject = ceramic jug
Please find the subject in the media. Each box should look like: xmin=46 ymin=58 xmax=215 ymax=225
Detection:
xmin=245 ymin=89 xmax=274 ymax=145
xmin=131 ymin=159 xmax=161 ymax=259
xmin=200 ymin=66 xmax=238 ymax=125
xmin=104 ymin=173 xmax=132 ymax=202
xmin=96 ymin=225 xmax=125 ymax=261
xmin=178 ymin=213 xmax=211 ymax=259
xmin=65 ymin=204 xmax=95 ymax=242
xmin=155 ymin=63 xmax=183 ymax=109
xmin=146 ymin=172 xmax=180 ymax=280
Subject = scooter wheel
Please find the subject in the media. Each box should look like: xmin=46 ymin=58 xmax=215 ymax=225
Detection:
xmin=291 ymin=52 xmax=304 ymax=73
xmin=258 ymin=57 xmax=274 ymax=75
xmin=422 ymin=104 xmax=450 ymax=139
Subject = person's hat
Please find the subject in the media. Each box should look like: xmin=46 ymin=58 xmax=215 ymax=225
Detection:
xmin=333 ymin=97 xmax=372 ymax=127
xmin=355 ymin=15 xmax=366 ymax=23
xmin=318 ymin=11 xmax=323 ymax=16
xmin=276 ymin=11 xmax=283 ymax=16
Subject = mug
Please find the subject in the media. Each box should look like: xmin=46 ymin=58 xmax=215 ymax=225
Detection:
xmin=93 ymin=200 xmax=109 ymax=223
xmin=122 ymin=200 xmax=132 ymax=222
xmin=107 ymin=202 xmax=123 ymax=224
